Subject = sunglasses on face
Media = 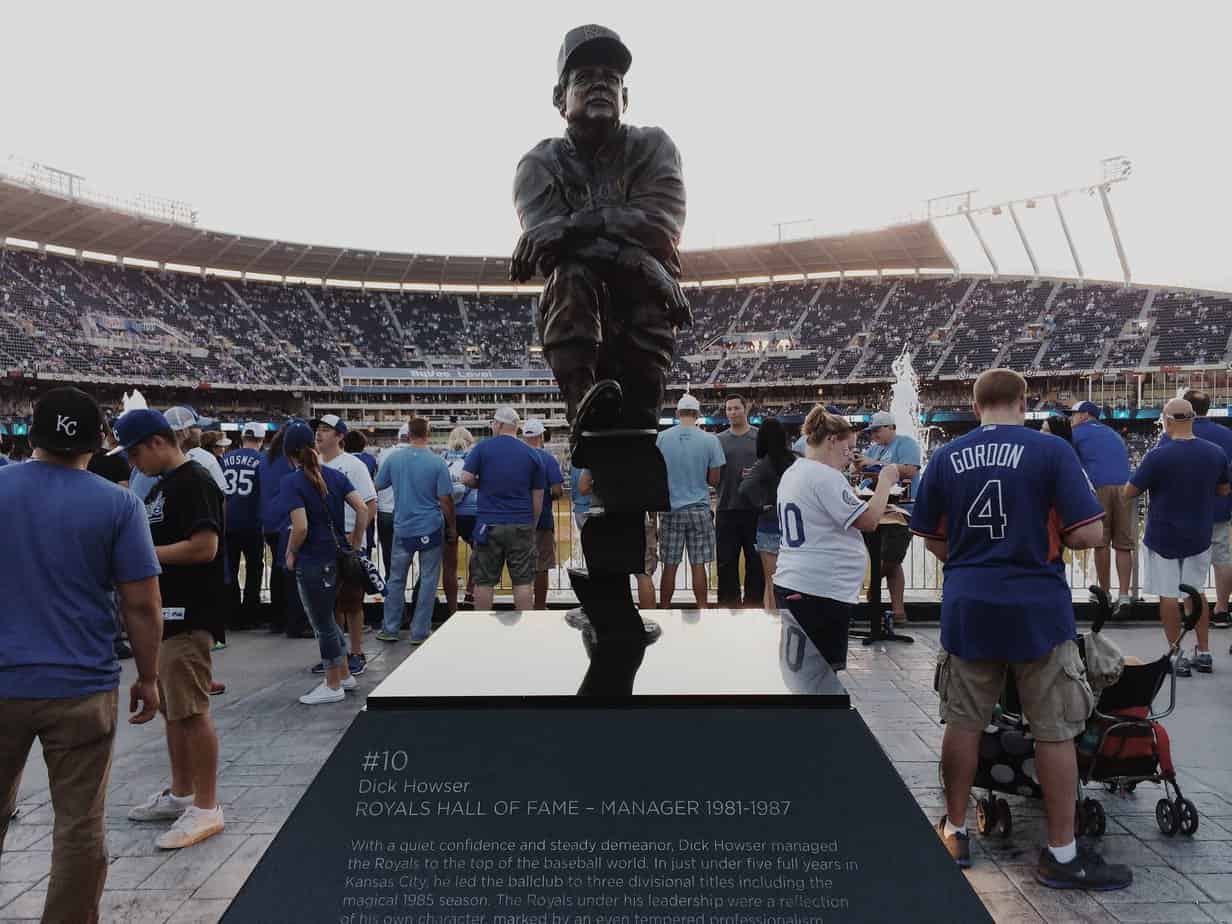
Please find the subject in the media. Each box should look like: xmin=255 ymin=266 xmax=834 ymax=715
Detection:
xmin=1165 ymin=412 xmax=1195 ymax=421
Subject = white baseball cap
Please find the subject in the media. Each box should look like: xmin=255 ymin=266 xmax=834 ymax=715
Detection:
xmin=494 ymin=406 xmax=520 ymax=426
xmin=522 ymin=419 xmax=546 ymax=438
xmin=676 ymin=394 xmax=701 ymax=413
xmin=868 ymin=411 xmax=896 ymax=430
xmin=397 ymin=421 xmax=411 ymax=439
xmin=165 ymin=406 xmax=201 ymax=431
xmin=241 ymin=422 xmax=266 ymax=439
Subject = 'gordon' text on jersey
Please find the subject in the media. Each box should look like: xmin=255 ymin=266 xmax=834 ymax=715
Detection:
xmin=949 ymin=443 xmax=1025 ymax=475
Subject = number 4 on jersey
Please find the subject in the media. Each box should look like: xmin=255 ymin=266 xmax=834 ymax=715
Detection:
xmin=966 ymin=479 xmax=1007 ymax=540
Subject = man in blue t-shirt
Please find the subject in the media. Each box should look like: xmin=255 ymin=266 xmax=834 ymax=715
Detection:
xmin=523 ymin=419 xmax=564 ymax=609
xmin=0 ymin=388 xmax=163 ymax=923
xmin=1127 ymin=397 xmax=1230 ymax=675
xmin=221 ymin=423 xmax=265 ymax=629
xmin=1069 ymin=401 xmax=1134 ymax=609
xmin=374 ymin=418 xmax=456 ymax=643
xmin=1180 ymin=390 xmax=1232 ymax=628
xmin=854 ymin=410 xmax=922 ymax=627
xmin=461 ymin=407 xmax=546 ymax=611
xmin=655 ymin=394 xmax=725 ymax=608
xmin=911 ymin=369 xmax=1128 ymax=891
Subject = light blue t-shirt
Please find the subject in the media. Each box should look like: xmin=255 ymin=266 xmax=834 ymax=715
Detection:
xmin=0 ymin=461 xmax=161 ymax=698
xmin=128 ymin=466 xmax=161 ymax=502
xmin=656 ymin=424 xmax=726 ymax=511
xmin=376 ymin=446 xmax=453 ymax=538
xmin=865 ymin=434 xmax=923 ymax=509
xmin=792 ymin=435 xmax=807 ymax=456
xmin=571 ymin=467 xmax=592 ymax=517
xmin=535 ymin=448 xmax=564 ymax=531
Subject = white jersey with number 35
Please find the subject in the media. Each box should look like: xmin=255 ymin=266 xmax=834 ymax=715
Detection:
xmin=772 ymin=459 xmax=869 ymax=604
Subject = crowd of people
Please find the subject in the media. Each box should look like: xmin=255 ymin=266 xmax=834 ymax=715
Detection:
xmin=9 ymin=360 xmax=1232 ymax=919
xmin=9 ymin=247 xmax=1232 ymax=391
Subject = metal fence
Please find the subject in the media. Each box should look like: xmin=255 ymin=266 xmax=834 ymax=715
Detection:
xmin=242 ymin=493 xmax=1205 ymax=608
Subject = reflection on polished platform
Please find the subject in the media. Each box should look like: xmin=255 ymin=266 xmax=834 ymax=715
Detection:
xmin=223 ymin=606 xmax=991 ymax=923
xmin=368 ymin=608 xmax=849 ymax=708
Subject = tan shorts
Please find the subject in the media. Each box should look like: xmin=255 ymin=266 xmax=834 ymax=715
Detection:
xmin=1097 ymin=485 xmax=1135 ymax=551
xmin=159 ymin=630 xmax=213 ymax=722
xmin=535 ymin=528 xmax=557 ymax=574
xmin=934 ymin=639 xmax=1093 ymax=742
xmin=1213 ymin=520 xmax=1232 ymax=567
xmin=643 ymin=516 xmax=659 ymax=577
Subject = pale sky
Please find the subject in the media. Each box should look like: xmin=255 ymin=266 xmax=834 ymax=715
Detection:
xmin=5 ymin=1 xmax=1230 ymax=290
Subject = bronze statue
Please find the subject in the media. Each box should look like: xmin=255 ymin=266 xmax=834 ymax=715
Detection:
xmin=511 ymin=23 xmax=690 ymax=434
xmin=512 ymin=24 xmax=690 ymax=635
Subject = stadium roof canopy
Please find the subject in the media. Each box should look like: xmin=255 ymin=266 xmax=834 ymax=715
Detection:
xmin=0 ymin=173 xmax=954 ymax=287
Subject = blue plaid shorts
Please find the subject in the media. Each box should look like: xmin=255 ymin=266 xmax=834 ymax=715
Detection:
xmin=658 ymin=504 xmax=715 ymax=566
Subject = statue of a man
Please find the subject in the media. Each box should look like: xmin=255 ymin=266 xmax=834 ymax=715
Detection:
xmin=511 ymin=24 xmax=690 ymax=437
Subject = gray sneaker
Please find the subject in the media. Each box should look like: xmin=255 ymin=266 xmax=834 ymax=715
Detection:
xmin=1174 ymin=653 xmax=1192 ymax=678
xmin=1193 ymin=650 xmax=1213 ymax=674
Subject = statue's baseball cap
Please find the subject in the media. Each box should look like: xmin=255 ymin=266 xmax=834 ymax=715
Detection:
xmin=557 ymin=24 xmax=632 ymax=81
xmin=30 ymin=386 xmax=104 ymax=454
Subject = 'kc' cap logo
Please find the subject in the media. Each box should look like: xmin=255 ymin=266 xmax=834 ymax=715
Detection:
xmin=56 ymin=415 xmax=79 ymax=436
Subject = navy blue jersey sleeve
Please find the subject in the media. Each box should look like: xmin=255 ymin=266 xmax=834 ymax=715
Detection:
xmin=1129 ymin=447 xmax=1160 ymax=493
xmin=909 ymin=453 xmax=947 ymax=539
xmin=1052 ymin=442 xmax=1104 ymax=532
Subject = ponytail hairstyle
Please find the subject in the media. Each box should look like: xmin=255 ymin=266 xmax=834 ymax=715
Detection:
xmin=291 ymin=445 xmax=328 ymax=499
xmin=266 ymin=425 xmax=286 ymax=465
xmin=802 ymin=405 xmax=853 ymax=448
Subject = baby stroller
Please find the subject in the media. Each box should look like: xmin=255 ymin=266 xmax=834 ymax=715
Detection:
xmin=968 ymin=584 xmax=1200 ymax=841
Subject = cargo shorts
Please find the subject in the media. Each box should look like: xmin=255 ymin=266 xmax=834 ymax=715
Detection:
xmin=934 ymin=639 xmax=1094 ymax=742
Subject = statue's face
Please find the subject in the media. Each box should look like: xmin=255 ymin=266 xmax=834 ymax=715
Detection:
xmin=562 ymin=64 xmax=624 ymax=124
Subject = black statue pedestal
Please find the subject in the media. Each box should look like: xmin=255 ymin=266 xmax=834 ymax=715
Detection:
xmin=223 ymin=611 xmax=990 ymax=923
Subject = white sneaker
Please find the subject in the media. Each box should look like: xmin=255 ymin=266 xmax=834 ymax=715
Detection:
xmin=341 ymin=675 xmax=357 ymax=691
xmin=156 ymin=805 xmax=224 ymax=850
xmin=299 ymin=682 xmax=345 ymax=705
xmin=128 ymin=788 xmax=194 ymax=822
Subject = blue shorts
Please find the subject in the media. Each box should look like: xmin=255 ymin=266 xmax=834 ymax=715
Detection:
xmin=755 ymin=529 xmax=781 ymax=554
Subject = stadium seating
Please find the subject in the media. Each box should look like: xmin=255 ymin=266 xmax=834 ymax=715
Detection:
xmin=3 ymin=247 xmax=1232 ymax=389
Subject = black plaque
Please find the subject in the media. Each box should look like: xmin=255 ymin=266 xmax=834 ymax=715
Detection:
xmin=224 ymin=610 xmax=989 ymax=923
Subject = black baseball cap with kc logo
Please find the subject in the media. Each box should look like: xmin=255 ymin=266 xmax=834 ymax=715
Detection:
xmin=30 ymin=386 xmax=104 ymax=454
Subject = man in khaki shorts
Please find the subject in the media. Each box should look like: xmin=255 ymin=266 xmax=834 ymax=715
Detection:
xmin=911 ymin=369 xmax=1130 ymax=890
xmin=114 ymin=408 xmax=227 ymax=850
xmin=1070 ymin=401 xmax=1135 ymax=612
xmin=462 ymin=407 xmax=547 ymax=611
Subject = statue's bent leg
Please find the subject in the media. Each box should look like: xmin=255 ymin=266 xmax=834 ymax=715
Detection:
xmin=540 ymin=262 xmax=607 ymax=422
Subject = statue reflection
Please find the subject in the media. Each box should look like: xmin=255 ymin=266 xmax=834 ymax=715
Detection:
xmin=568 ymin=608 xmax=660 ymax=697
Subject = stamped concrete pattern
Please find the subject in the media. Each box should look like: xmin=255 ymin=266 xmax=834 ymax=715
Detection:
xmin=2 ymin=622 xmax=1232 ymax=923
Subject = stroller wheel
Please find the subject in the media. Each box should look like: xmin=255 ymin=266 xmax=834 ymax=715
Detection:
xmin=976 ymin=798 xmax=996 ymax=836
xmin=1081 ymin=798 xmax=1107 ymax=837
xmin=1157 ymin=799 xmax=1179 ymax=836
xmin=1176 ymin=798 xmax=1199 ymax=836
xmin=994 ymin=798 xmax=1013 ymax=838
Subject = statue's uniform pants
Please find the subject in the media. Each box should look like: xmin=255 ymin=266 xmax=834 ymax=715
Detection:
xmin=537 ymin=260 xmax=673 ymax=427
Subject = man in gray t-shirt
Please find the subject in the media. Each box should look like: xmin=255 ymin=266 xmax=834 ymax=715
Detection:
xmin=715 ymin=395 xmax=764 ymax=607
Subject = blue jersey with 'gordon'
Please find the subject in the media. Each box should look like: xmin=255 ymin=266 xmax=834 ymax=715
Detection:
xmin=910 ymin=425 xmax=1103 ymax=662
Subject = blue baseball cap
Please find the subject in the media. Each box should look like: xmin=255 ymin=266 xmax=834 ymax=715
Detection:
xmin=283 ymin=420 xmax=316 ymax=456
xmin=110 ymin=408 xmax=172 ymax=455
xmin=308 ymin=413 xmax=347 ymax=434
xmin=1070 ymin=401 xmax=1101 ymax=418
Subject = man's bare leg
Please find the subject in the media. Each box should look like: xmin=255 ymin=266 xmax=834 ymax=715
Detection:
xmin=1034 ymin=740 xmax=1078 ymax=848
xmin=691 ymin=564 xmax=709 ymax=609
xmin=941 ymin=725 xmax=980 ymax=828
xmin=1094 ymin=547 xmax=1112 ymax=595
xmin=660 ymin=565 xmax=678 ymax=608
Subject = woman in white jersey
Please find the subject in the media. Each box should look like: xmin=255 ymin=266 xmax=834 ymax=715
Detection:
xmin=773 ymin=407 xmax=898 ymax=670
